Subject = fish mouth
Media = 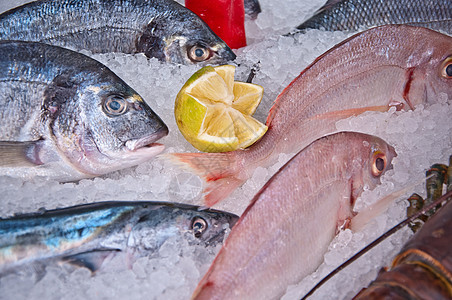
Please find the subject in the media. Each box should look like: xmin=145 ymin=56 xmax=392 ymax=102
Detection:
xmin=125 ymin=127 xmax=168 ymax=152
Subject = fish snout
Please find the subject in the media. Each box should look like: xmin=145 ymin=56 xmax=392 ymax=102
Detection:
xmin=125 ymin=125 xmax=168 ymax=152
xmin=215 ymin=43 xmax=237 ymax=63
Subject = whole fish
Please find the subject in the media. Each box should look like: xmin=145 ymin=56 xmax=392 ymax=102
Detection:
xmin=0 ymin=201 xmax=238 ymax=275
xmin=295 ymin=0 xmax=452 ymax=34
xmin=0 ymin=0 xmax=236 ymax=65
xmin=169 ymin=25 xmax=452 ymax=206
xmin=192 ymin=132 xmax=396 ymax=300
xmin=0 ymin=40 xmax=168 ymax=181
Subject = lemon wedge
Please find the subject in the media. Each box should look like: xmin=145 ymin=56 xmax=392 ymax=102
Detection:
xmin=175 ymin=65 xmax=267 ymax=152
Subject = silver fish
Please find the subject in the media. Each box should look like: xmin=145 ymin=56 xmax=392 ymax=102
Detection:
xmin=0 ymin=201 xmax=238 ymax=275
xmin=0 ymin=40 xmax=168 ymax=181
xmin=296 ymin=0 xmax=452 ymax=34
xmin=0 ymin=0 xmax=236 ymax=65
xmin=244 ymin=0 xmax=261 ymax=20
xmin=192 ymin=132 xmax=396 ymax=300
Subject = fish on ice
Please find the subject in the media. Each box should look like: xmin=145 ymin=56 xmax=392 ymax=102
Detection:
xmin=0 ymin=41 xmax=168 ymax=181
xmin=295 ymin=0 xmax=452 ymax=34
xmin=192 ymin=132 xmax=396 ymax=300
xmin=0 ymin=0 xmax=236 ymax=65
xmin=0 ymin=201 xmax=238 ymax=275
xmin=169 ymin=25 xmax=452 ymax=206
xmin=244 ymin=0 xmax=261 ymax=20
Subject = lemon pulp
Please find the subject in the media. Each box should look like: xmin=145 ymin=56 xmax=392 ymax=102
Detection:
xmin=175 ymin=65 xmax=267 ymax=152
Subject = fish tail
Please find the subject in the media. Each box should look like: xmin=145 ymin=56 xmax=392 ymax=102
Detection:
xmin=163 ymin=152 xmax=244 ymax=206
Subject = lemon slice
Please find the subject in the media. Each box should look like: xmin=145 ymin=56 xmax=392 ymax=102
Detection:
xmin=175 ymin=65 xmax=267 ymax=152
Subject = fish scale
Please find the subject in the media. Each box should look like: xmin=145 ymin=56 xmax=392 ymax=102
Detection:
xmin=170 ymin=25 xmax=452 ymax=207
xmin=296 ymin=0 xmax=452 ymax=34
xmin=0 ymin=201 xmax=238 ymax=275
xmin=0 ymin=40 xmax=168 ymax=180
xmin=192 ymin=132 xmax=396 ymax=300
xmin=0 ymin=0 xmax=236 ymax=65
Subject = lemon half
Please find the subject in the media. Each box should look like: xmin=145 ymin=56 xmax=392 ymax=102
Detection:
xmin=175 ymin=65 xmax=267 ymax=152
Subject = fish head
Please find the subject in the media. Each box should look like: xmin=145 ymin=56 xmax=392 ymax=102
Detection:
xmin=405 ymin=28 xmax=452 ymax=107
xmin=175 ymin=207 xmax=239 ymax=247
xmin=49 ymin=75 xmax=168 ymax=177
xmin=423 ymin=51 xmax=452 ymax=105
xmin=127 ymin=204 xmax=238 ymax=255
xmin=136 ymin=6 xmax=236 ymax=65
xmin=349 ymin=134 xmax=397 ymax=202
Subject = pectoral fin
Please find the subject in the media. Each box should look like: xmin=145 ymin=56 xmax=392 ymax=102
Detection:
xmin=350 ymin=178 xmax=427 ymax=232
xmin=311 ymin=106 xmax=389 ymax=120
xmin=0 ymin=141 xmax=44 ymax=167
xmin=62 ymin=249 xmax=120 ymax=273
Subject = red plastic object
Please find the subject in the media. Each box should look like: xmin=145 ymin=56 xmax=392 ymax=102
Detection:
xmin=185 ymin=0 xmax=246 ymax=49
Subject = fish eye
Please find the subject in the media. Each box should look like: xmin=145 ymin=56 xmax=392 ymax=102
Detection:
xmin=188 ymin=45 xmax=211 ymax=62
xmin=103 ymin=95 xmax=128 ymax=116
xmin=371 ymin=152 xmax=387 ymax=177
xmin=191 ymin=216 xmax=208 ymax=238
xmin=441 ymin=56 xmax=452 ymax=78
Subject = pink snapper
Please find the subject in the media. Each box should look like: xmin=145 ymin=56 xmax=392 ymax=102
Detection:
xmin=192 ymin=132 xmax=396 ymax=300
xmin=170 ymin=25 xmax=452 ymax=206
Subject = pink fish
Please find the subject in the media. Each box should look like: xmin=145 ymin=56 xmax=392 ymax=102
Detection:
xmin=192 ymin=132 xmax=397 ymax=300
xmin=169 ymin=25 xmax=452 ymax=206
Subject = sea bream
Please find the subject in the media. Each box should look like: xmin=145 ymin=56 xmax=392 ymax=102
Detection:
xmin=169 ymin=25 xmax=452 ymax=206
xmin=192 ymin=132 xmax=396 ymax=300
xmin=0 ymin=0 xmax=236 ymax=65
xmin=0 ymin=40 xmax=168 ymax=181
xmin=244 ymin=0 xmax=261 ymax=20
xmin=0 ymin=201 xmax=238 ymax=276
xmin=295 ymin=0 xmax=452 ymax=34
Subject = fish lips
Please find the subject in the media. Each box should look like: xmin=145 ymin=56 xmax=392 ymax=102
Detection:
xmin=124 ymin=126 xmax=169 ymax=154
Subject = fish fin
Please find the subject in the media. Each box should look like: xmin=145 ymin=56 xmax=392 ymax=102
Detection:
xmin=163 ymin=152 xmax=243 ymax=206
xmin=0 ymin=141 xmax=44 ymax=167
xmin=62 ymin=249 xmax=119 ymax=273
xmin=266 ymin=79 xmax=389 ymax=126
xmin=311 ymin=106 xmax=389 ymax=120
xmin=204 ymin=177 xmax=243 ymax=207
xmin=350 ymin=177 xmax=428 ymax=232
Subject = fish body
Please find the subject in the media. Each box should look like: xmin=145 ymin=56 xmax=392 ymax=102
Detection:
xmin=0 ymin=40 xmax=168 ymax=181
xmin=244 ymin=0 xmax=261 ymax=20
xmin=0 ymin=201 xmax=238 ymax=274
xmin=192 ymin=132 xmax=396 ymax=300
xmin=170 ymin=25 xmax=452 ymax=206
xmin=0 ymin=0 xmax=236 ymax=65
xmin=296 ymin=0 xmax=452 ymax=34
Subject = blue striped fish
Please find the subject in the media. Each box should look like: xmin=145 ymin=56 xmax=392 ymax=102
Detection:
xmin=0 ymin=201 xmax=238 ymax=275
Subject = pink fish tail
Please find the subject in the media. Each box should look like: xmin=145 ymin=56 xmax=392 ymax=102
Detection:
xmin=204 ymin=177 xmax=243 ymax=207
xmin=191 ymin=279 xmax=216 ymax=300
xmin=164 ymin=152 xmax=244 ymax=206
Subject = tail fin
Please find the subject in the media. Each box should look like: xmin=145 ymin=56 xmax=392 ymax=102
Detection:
xmin=163 ymin=152 xmax=244 ymax=207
